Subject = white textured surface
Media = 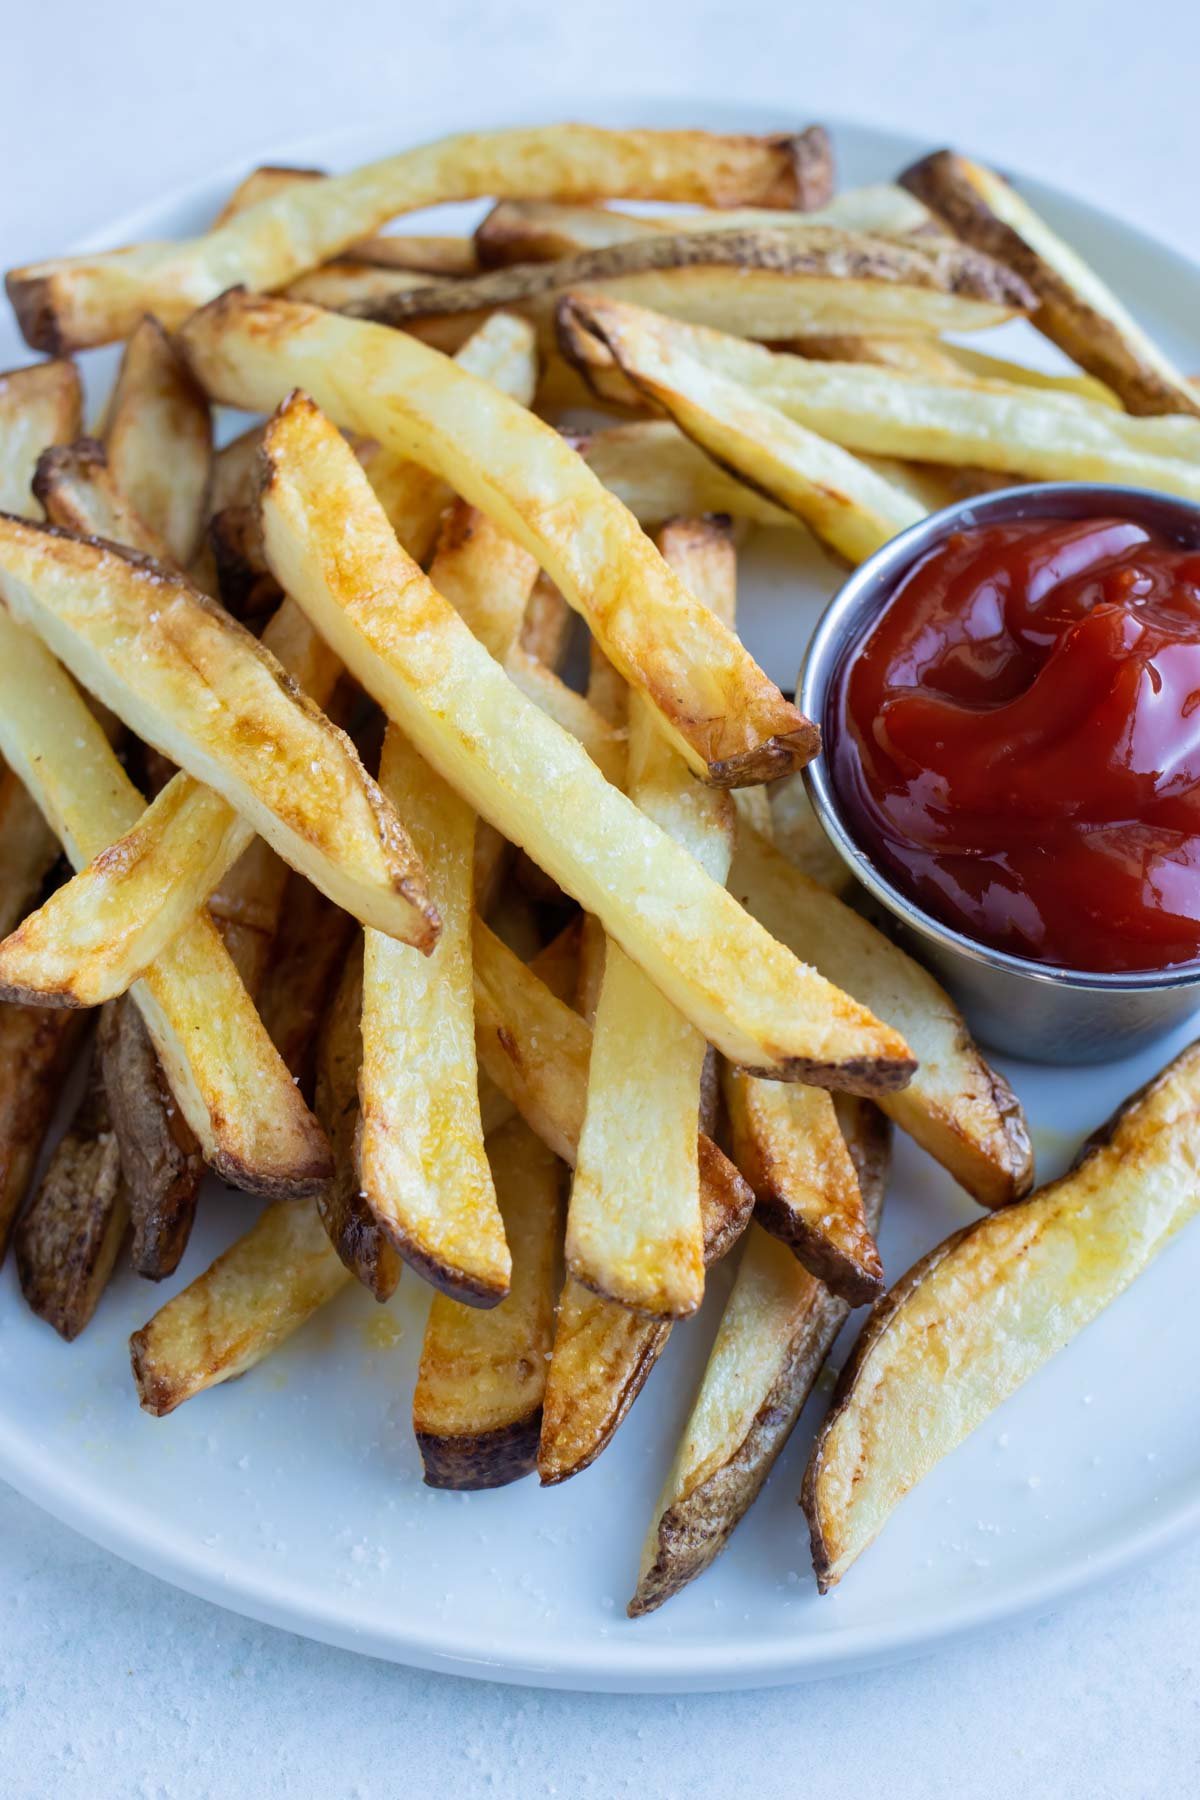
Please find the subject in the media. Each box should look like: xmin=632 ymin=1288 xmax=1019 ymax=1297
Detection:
xmin=2 ymin=0 xmax=1200 ymax=1789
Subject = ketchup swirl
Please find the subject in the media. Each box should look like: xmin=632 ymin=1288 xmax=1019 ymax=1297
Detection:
xmin=831 ymin=515 xmax=1200 ymax=973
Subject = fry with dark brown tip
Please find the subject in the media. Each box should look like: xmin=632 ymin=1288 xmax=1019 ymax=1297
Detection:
xmin=99 ymin=317 xmax=212 ymax=562
xmin=803 ymin=1043 xmax=1200 ymax=1590
xmin=900 ymin=149 xmax=1200 ymax=418
xmin=630 ymin=1098 xmax=889 ymax=1614
xmin=413 ymin=1118 xmax=562 ymax=1488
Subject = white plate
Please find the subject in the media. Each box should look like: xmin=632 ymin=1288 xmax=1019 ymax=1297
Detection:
xmin=3 ymin=97 xmax=1200 ymax=1694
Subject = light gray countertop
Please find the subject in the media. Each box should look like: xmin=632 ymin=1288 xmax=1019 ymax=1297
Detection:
xmin=2 ymin=0 xmax=1198 ymax=1791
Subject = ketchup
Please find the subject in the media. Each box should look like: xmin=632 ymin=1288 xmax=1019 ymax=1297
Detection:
xmin=831 ymin=515 xmax=1200 ymax=973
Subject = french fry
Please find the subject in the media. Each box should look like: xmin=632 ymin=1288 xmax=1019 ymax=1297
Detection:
xmin=567 ymin=520 xmax=735 ymax=1319
xmin=0 ymin=516 xmax=437 ymax=946
xmin=901 ymin=149 xmax=1200 ymax=418
xmin=33 ymin=437 xmax=176 ymax=560
xmin=413 ymin=1117 xmax=562 ymax=1488
xmin=14 ymin=1042 xmax=128 ymax=1340
xmin=256 ymin=392 xmax=913 ymax=1086
xmin=213 ymin=162 xmax=482 ymax=275
xmin=99 ymin=317 xmax=212 ymax=562
xmin=0 ymin=1002 xmax=86 ymax=1262
xmin=428 ymin=499 xmax=539 ymax=659
xmin=768 ymin=772 xmax=853 ymax=892
xmin=559 ymin=294 xmax=924 ymax=562
xmin=207 ymin=503 xmax=282 ymax=624
xmin=179 ymin=291 xmax=819 ymax=788
xmin=0 ymin=319 xmax=535 ymax=1010
xmin=313 ymin=939 xmax=402 ymax=1302
xmin=352 ymin=227 xmax=1033 ymax=346
xmin=575 ymin=421 xmax=795 ymax=528
xmin=475 ymin=184 xmax=934 ymax=265
xmin=730 ymin=819 xmax=1033 ymax=1208
xmin=98 ymin=995 xmax=204 ymax=1281
xmin=0 ymin=610 xmax=330 ymax=1195
xmin=11 ymin=123 xmax=837 ymax=351
xmin=0 ymin=357 xmax=83 ymax=510
xmin=517 ymin=572 xmax=573 ymax=668
xmin=131 ymin=1197 xmax=350 ymax=1416
xmin=803 ymin=1043 xmax=1200 ymax=1589
xmin=796 ymin=331 xmax=1121 ymax=405
xmin=0 ymin=762 xmax=59 ymax=937
xmin=630 ymin=1097 xmax=889 ymax=1614
xmin=360 ymin=728 xmax=507 ymax=1305
xmin=582 ymin=318 xmax=1200 ymax=497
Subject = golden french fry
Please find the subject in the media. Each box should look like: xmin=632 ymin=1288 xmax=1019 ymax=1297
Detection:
xmin=901 ymin=149 xmax=1200 ymax=417
xmin=559 ymin=293 xmax=924 ymax=562
xmin=100 ymin=317 xmax=212 ymax=563
xmin=0 ymin=609 xmax=330 ymax=1196
xmin=804 ymin=1044 xmax=1200 ymax=1589
xmin=630 ymin=1097 xmax=889 ymax=1614
xmin=730 ymin=819 xmax=1033 ymax=1208
xmin=413 ymin=1117 xmax=562 ymax=1488
xmin=256 ymin=392 xmax=913 ymax=1086
xmin=131 ymin=1197 xmax=350 ymax=1416
xmin=361 ymin=728 xmax=507 ymax=1305
xmin=575 ymin=420 xmax=795 ymax=528
xmin=34 ymin=436 xmax=176 ymax=560
xmin=474 ymin=184 xmax=935 ymax=265
xmin=0 ymin=515 xmax=438 ymax=946
xmin=0 ymin=357 xmax=83 ymax=511
xmin=178 ymin=290 xmax=818 ymax=788
xmin=11 ymin=124 xmax=836 ymax=350
xmin=351 ymin=225 xmax=1033 ymax=348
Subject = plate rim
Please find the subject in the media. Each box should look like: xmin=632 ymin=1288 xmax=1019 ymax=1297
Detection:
xmin=4 ymin=92 xmax=1200 ymax=1692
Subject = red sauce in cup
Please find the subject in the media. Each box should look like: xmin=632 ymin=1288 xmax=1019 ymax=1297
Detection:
xmin=831 ymin=515 xmax=1200 ymax=973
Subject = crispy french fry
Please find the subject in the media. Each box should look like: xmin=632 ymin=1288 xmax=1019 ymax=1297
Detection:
xmin=428 ymin=499 xmax=539 ymax=659
xmin=560 ymin=294 xmax=924 ymax=562
xmin=12 ymin=124 xmax=835 ymax=350
xmin=517 ymin=572 xmax=573 ymax=669
xmin=768 ymin=772 xmax=853 ymax=892
xmin=353 ymin=226 xmax=1032 ymax=347
xmin=0 ymin=1001 xmax=86 ymax=1262
xmin=475 ymin=184 xmax=934 ymax=265
xmin=730 ymin=819 xmax=1032 ymax=1208
xmin=901 ymin=149 xmax=1200 ymax=418
xmin=413 ymin=1117 xmax=562 ymax=1488
xmin=630 ymin=1097 xmax=889 ymax=1614
xmin=98 ymin=995 xmax=204 ymax=1281
xmin=360 ymin=728 xmax=506 ymax=1304
xmin=0 ymin=357 xmax=83 ymax=510
xmin=287 ymin=261 xmax=428 ymax=312
xmin=99 ymin=317 xmax=212 ymax=562
xmin=131 ymin=1197 xmax=350 ymax=1416
xmin=803 ymin=1044 xmax=1200 ymax=1589
xmin=796 ymin=331 xmax=1121 ymax=405
xmin=585 ymin=318 xmax=1200 ymax=497
xmin=0 ymin=319 xmax=535 ymax=1010
xmin=256 ymin=393 xmax=912 ymax=1087
xmin=179 ymin=291 xmax=819 ymax=787
xmin=33 ymin=436 xmax=176 ymax=560
xmin=567 ymin=520 xmax=735 ymax=1319
xmin=313 ymin=939 xmax=402 ymax=1302
xmin=14 ymin=1043 xmax=128 ymax=1339
xmin=0 ymin=610 xmax=330 ymax=1195
xmin=0 ymin=515 xmax=438 ymax=946
xmin=207 ymin=503 xmax=283 ymax=624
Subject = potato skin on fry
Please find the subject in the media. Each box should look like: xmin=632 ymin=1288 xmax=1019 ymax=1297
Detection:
xmin=0 ymin=1003 xmax=85 ymax=1262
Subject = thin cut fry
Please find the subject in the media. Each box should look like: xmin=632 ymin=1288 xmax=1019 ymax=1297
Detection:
xmin=255 ymin=392 xmax=913 ymax=1087
xmin=360 ymin=728 xmax=507 ymax=1305
xmin=559 ymin=293 xmax=924 ymax=562
xmin=0 ymin=609 xmax=330 ymax=1195
xmin=413 ymin=1118 xmax=562 ymax=1488
xmin=475 ymin=185 xmax=935 ymax=264
xmin=901 ymin=149 xmax=1200 ymax=417
xmin=803 ymin=1043 xmax=1200 ymax=1589
xmin=630 ymin=1098 xmax=889 ymax=1614
xmin=10 ymin=123 xmax=836 ymax=350
xmin=100 ymin=317 xmax=212 ymax=562
xmin=178 ymin=290 xmax=819 ymax=787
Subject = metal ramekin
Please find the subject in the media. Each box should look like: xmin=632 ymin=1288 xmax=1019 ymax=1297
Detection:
xmin=800 ymin=482 xmax=1200 ymax=1065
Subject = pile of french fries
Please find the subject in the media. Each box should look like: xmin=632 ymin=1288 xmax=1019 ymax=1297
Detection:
xmin=3 ymin=120 xmax=1199 ymax=1612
